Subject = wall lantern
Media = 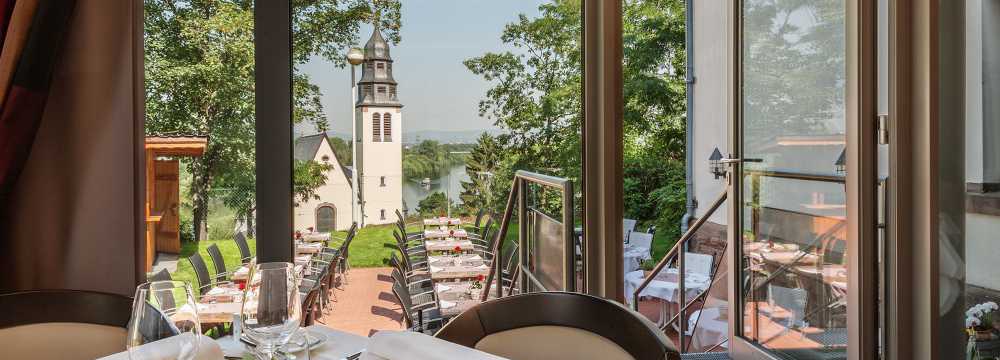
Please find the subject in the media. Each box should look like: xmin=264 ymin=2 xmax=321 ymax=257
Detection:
xmin=709 ymin=147 xmax=725 ymax=179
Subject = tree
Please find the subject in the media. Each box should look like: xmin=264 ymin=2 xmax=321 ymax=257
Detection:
xmin=293 ymin=160 xmax=334 ymax=205
xmin=465 ymin=0 xmax=690 ymax=237
xmin=402 ymin=140 xmax=465 ymax=180
xmin=417 ymin=192 xmax=450 ymax=216
xmin=144 ymin=0 xmax=401 ymax=240
xmin=460 ymin=133 xmax=503 ymax=214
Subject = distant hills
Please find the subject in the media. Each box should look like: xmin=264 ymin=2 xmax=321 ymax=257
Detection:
xmin=326 ymin=129 xmax=505 ymax=145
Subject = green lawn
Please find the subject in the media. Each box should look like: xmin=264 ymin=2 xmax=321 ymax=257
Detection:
xmin=169 ymin=237 xmax=256 ymax=296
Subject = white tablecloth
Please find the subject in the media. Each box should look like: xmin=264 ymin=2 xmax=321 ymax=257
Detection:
xmin=687 ymin=307 xmax=729 ymax=351
xmin=216 ymin=325 xmax=368 ymax=359
xmin=623 ymin=269 xmax=710 ymax=305
xmin=622 ymin=245 xmax=651 ymax=273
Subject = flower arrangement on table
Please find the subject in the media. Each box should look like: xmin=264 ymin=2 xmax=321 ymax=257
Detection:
xmin=294 ymin=230 xmax=302 ymax=240
xmin=471 ymin=274 xmax=485 ymax=290
xmin=449 ymin=229 xmax=456 ymax=237
xmin=453 ymin=246 xmax=463 ymax=256
xmin=967 ymin=301 xmax=1000 ymax=360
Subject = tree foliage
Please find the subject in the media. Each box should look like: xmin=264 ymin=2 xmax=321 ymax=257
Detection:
xmin=293 ymin=160 xmax=334 ymax=205
xmin=464 ymin=0 xmax=690 ymax=236
xmin=144 ymin=0 xmax=400 ymax=240
xmin=416 ymin=192 xmax=450 ymax=216
xmin=459 ymin=133 xmax=503 ymax=214
xmin=401 ymin=140 xmax=468 ymax=181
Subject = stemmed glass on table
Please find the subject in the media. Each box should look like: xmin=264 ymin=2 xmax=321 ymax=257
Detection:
xmin=126 ymin=280 xmax=202 ymax=360
xmin=240 ymin=262 xmax=302 ymax=359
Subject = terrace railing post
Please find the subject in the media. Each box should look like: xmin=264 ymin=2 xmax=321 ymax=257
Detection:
xmin=563 ymin=180 xmax=574 ymax=292
xmin=518 ymin=178 xmax=528 ymax=294
xmin=678 ymin=232 xmax=686 ymax=352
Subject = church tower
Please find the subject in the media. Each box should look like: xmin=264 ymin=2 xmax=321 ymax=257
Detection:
xmin=355 ymin=26 xmax=402 ymax=226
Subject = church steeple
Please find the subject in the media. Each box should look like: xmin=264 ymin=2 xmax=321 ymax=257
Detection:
xmin=357 ymin=25 xmax=401 ymax=108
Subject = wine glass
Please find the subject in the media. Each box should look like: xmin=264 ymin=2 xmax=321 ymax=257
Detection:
xmin=241 ymin=262 xmax=302 ymax=359
xmin=127 ymin=280 xmax=202 ymax=360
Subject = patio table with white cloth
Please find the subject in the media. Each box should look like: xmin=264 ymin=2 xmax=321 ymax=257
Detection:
xmin=623 ymin=269 xmax=711 ymax=326
xmin=434 ymin=282 xmax=497 ymax=318
xmin=424 ymin=217 xmax=462 ymax=227
xmin=424 ymin=229 xmax=469 ymax=239
xmin=623 ymin=244 xmax=652 ymax=273
xmin=424 ymin=238 xmax=475 ymax=252
xmin=296 ymin=241 xmax=324 ymax=254
xmin=428 ymin=254 xmax=491 ymax=281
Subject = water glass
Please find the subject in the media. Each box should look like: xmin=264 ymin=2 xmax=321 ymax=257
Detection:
xmin=126 ymin=280 xmax=201 ymax=360
xmin=241 ymin=262 xmax=302 ymax=359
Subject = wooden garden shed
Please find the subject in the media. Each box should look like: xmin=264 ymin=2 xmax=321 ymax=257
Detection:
xmin=143 ymin=136 xmax=207 ymax=272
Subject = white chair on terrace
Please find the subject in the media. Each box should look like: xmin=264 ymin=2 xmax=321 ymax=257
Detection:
xmin=623 ymin=218 xmax=637 ymax=242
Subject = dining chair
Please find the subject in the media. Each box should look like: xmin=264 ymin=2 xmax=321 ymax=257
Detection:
xmin=234 ymin=231 xmax=253 ymax=264
xmin=206 ymin=243 xmax=229 ymax=282
xmin=187 ymin=253 xmax=214 ymax=294
xmin=391 ymin=281 xmax=443 ymax=334
xmin=148 ymin=268 xmax=172 ymax=282
xmin=435 ymin=291 xmax=680 ymax=360
xmin=628 ymin=231 xmax=654 ymax=261
xmin=0 ymin=290 xmax=177 ymax=360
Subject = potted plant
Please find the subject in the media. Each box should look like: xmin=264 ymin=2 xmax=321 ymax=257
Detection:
xmin=453 ymin=246 xmax=463 ymax=256
xmin=967 ymin=302 xmax=1000 ymax=359
xmin=468 ymin=274 xmax=485 ymax=298
xmin=640 ymin=259 xmax=656 ymax=278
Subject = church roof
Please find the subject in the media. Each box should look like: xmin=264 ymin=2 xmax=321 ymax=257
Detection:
xmin=363 ymin=25 xmax=391 ymax=61
xmin=293 ymin=133 xmax=326 ymax=161
xmin=294 ymin=133 xmax=354 ymax=187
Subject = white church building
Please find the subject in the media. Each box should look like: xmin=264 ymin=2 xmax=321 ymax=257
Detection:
xmin=293 ymin=134 xmax=354 ymax=232
xmin=354 ymin=25 xmax=404 ymax=226
xmin=294 ymin=26 xmax=403 ymax=232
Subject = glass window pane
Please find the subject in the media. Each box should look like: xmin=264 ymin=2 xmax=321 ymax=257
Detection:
xmin=739 ymin=0 xmax=849 ymax=357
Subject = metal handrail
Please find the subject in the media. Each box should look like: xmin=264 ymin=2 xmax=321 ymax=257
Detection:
xmin=633 ymin=167 xmax=850 ymax=353
xmin=631 ymin=190 xmax=727 ymax=353
xmin=482 ymin=170 xmax=575 ymax=301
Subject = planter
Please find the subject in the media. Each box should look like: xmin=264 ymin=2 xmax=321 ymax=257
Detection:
xmin=974 ymin=337 xmax=1000 ymax=358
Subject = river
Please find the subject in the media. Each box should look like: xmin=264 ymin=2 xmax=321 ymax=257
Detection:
xmin=402 ymin=165 xmax=470 ymax=214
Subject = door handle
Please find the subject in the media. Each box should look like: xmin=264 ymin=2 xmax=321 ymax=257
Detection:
xmin=720 ymin=157 xmax=763 ymax=164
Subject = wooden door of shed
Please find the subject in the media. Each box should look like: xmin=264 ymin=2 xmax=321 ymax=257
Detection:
xmin=154 ymin=160 xmax=181 ymax=253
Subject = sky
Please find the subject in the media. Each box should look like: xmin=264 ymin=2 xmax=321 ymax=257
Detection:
xmin=295 ymin=0 xmax=547 ymax=136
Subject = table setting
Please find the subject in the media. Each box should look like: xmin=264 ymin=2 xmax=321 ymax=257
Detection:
xmin=423 ymin=228 xmax=468 ymax=240
xmin=427 ymin=254 xmax=491 ymax=281
xmin=423 ymin=239 xmax=475 ymax=253
xmin=423 ymin=217 xmax=462 ymax=228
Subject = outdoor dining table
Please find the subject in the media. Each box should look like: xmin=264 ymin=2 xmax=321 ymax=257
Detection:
xmin=424 ymin=238 xmax=475 ymax=253
xmin=296 ymin=241 xmax=324 ymax=254
xmin=424 ymin=217 xmax=462 ymax=227
xmin=424 ymin=228 xmax=469 ymax=239
xmin=427 ymin=254 xmax=491 ymax=281
xmin=623 ymin=243 xmax=651 ymax=273
xmin=232 ymin=262 xmax=307 ymax=282
xmin=301 ymin=232 xmax=331 ymax=243
xmin=623 ymin=269 xmax=711 ymax=326
xmin=434 ymin=282 xmax=496 ymax=318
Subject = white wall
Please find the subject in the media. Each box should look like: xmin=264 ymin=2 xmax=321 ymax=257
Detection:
xmin=691 ymin=0 xmax=730 ymax=225
xmin=293 ymin=137 xmax=353 ymax=232
xmin=967 ymin=0 xmax=985 ymax=184
xmin=359 ymin=107 xmax=403 ymax=225
xmin=966 ymin=214 xmax=1000 ymax=289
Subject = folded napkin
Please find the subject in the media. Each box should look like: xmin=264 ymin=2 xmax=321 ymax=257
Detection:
xmin=475 ymin=264 xmax=490 ymax=270
xmin=436 ymin=284 xmax=452 ymax=292
xmin=205 ymin=287 xmax=227 ymax=296
xmin=430 ymin=265 xmax=444 ymax=273
xmin=468 ymin=254 xmax=483 ymax=261
xmin=439 ymin=300 xmax=457 ymax=309
xmin=98 ymin=333 xmax=223 ymax=360
xmin=360 ymin=331 xmax=507 ymax=360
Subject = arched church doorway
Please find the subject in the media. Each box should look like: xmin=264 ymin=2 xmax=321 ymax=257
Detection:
xmin=316 ymin=204 xmax=336 ymax=233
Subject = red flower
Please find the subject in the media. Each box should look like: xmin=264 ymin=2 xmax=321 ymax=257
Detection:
xmin=294 ymin=231 xmax=302 ymax=239
xmin=476 ymin=274 xmax=485 ymax=282
xmin=454 ymin=246 xmax=462 ymax=253
xmin=449 ymin=229 xmax=455 ymax=236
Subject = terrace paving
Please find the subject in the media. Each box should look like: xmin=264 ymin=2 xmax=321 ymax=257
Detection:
xmin=317 ymin=267 xmax=404 ymax=337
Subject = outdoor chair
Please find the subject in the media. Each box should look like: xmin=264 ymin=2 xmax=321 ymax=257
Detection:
xmin=627 ymin=231 xmax=655 ymax=262
xmin=148 ymin=268 xmax=172 ymax=282
xmin=392 ymin=230 xmax=427 ymax=257
xmin=624 ymin=218 xmax=638 ymax=242
xmin=0 ymin=290 xmax=177 ymax=359
xmin=186 ymin=253 xmax=214 ymax=294
xmin=468 ymin=208 xmax=486 ymax=233
xmin=389 ymin=252 xmax=431 ymax=282
xmin=205 ymin=243 xmax=229 ymax=282
xmin=396 ymin=218 xmax=423 ymax=241
xmin=392 ymin=281 xmax=443 ymax=334
xmin=391 ymin=266 xmax=433 ymax=293
xmin=334 ymin=223 xmax=358 ymax=284
xmin=300 ymin=287 xmax=322 ymax=327
xmin=435 ymin=292 xmax=680 ymax=360
xmin=234 ymin=231 xmax=253 ymax=264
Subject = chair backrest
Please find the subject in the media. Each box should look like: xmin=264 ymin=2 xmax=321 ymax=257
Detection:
xmin=395 ymin=209 xmax=406 ymax=223
xmin=479 ymin=217 xmax=495 ymax=239
xmin=435 ymin=292 xmax=679 ymax=360
xmin=391 ymin=282 xmax=418 ymax=327
xmin=623 ymin=219 xmax=637 ymax=233
xmin=234 ymin=232 xmax=252 ymax=263
xmin=0 ymin=290 xmax=173 ymax=359
xmin=768 ymin=285 xmax=808 ymax=328
xmin=629 ymin=232 xmax=654 ymax=252
xmin=187 ymin=253 xmax=213 ymax=293
xmin=205 ymin=244 xmax=228 ymax=282
xmin=300 ymin=288 xmax=321 ymax=327
xmin=684 ymin=252 xmax=714 ymax=278
xmin=473 ymin=208 xmax=486 ymax=228
xmin=148 ymin=268 xmax=172 ymax=282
